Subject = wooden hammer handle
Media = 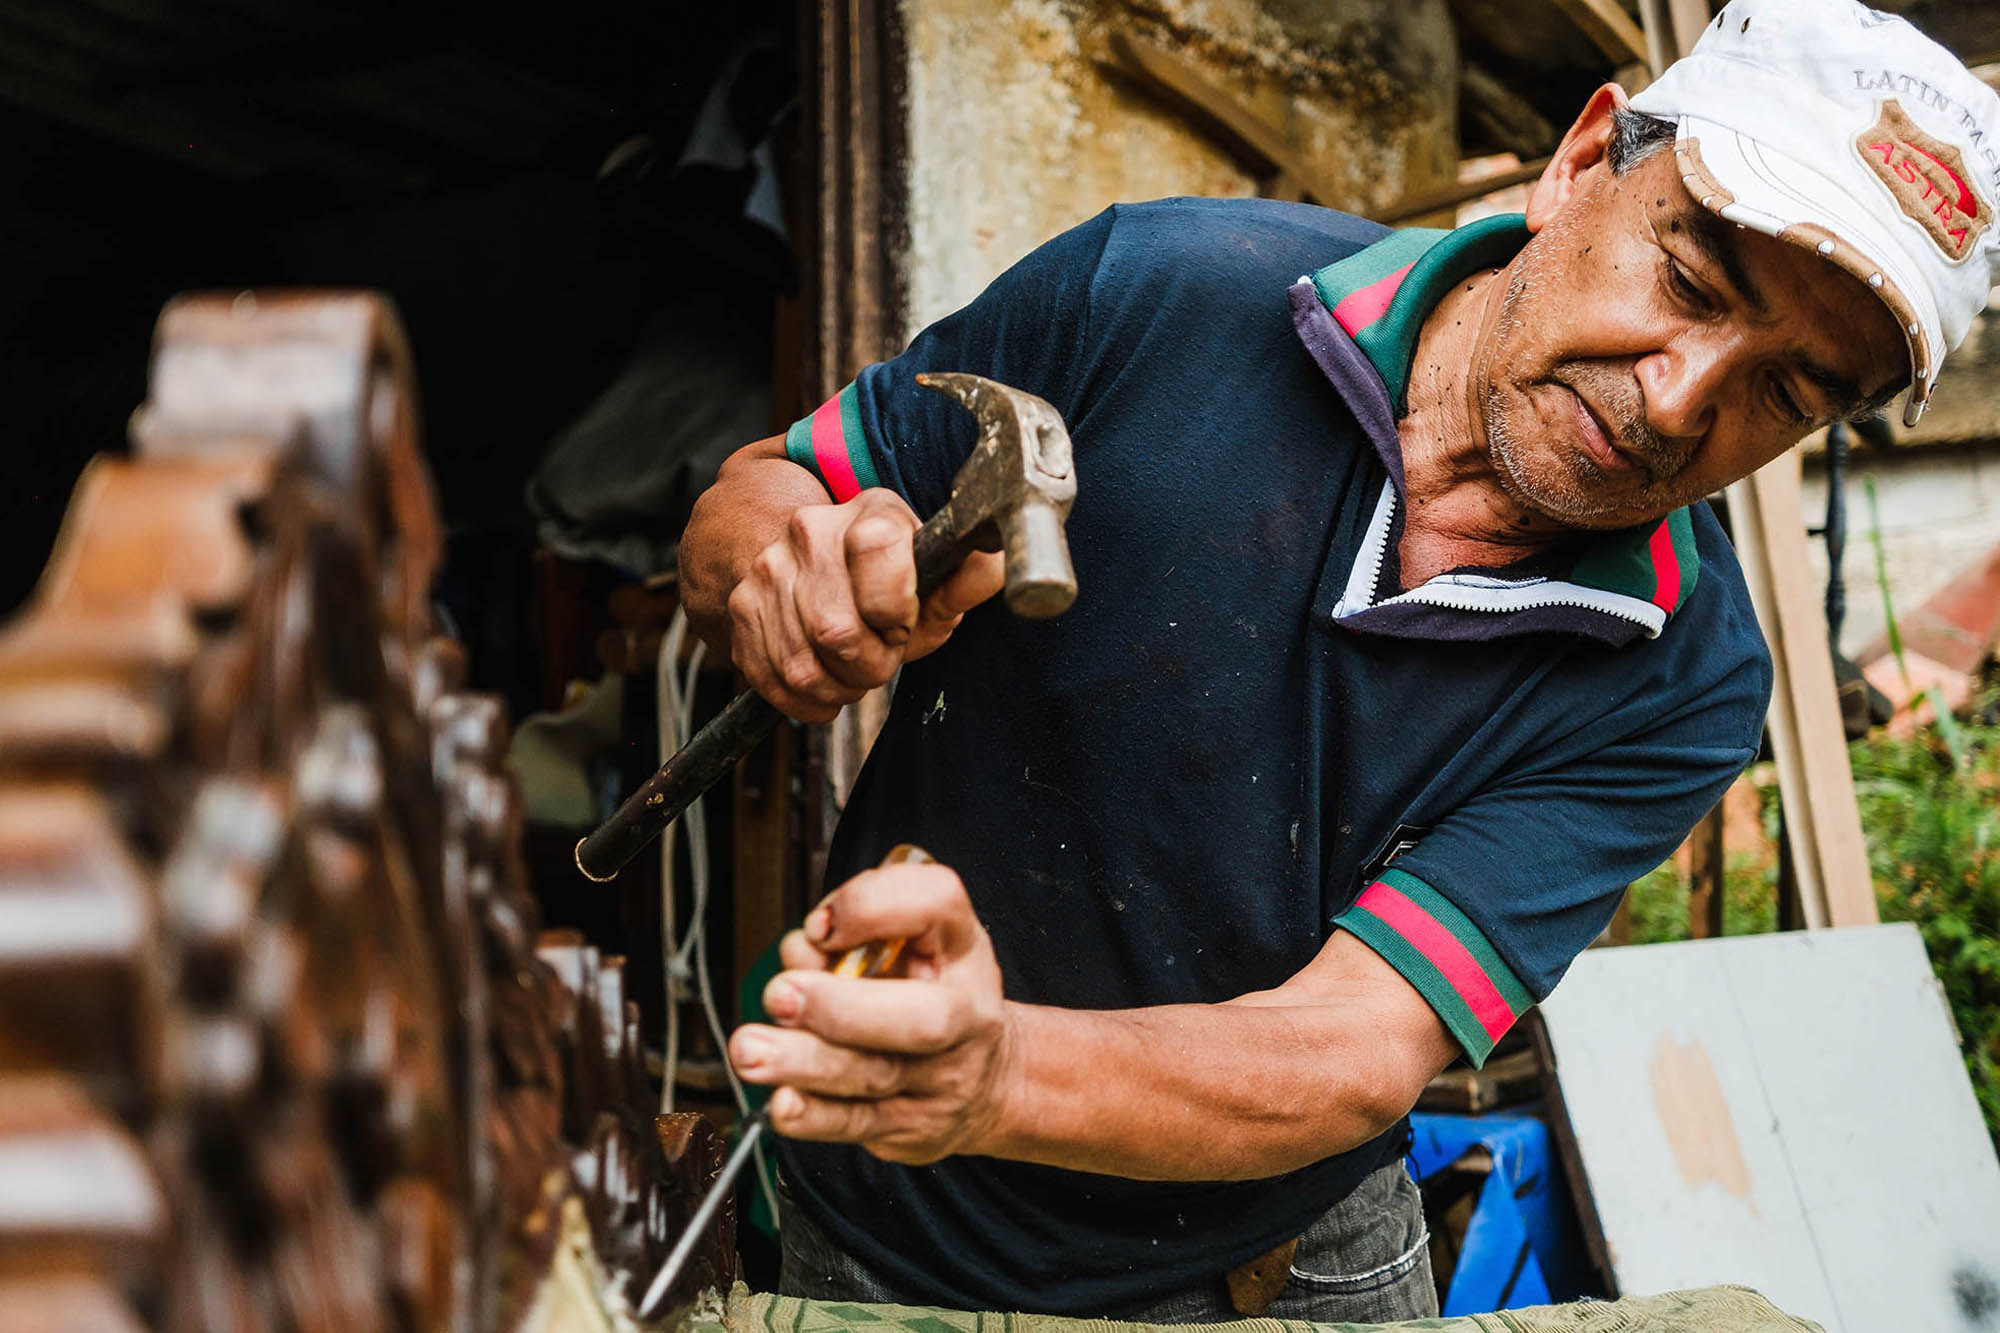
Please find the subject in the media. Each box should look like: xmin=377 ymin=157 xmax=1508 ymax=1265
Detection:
xmin=828 ymin=844 xmax=932 ymax=977
xmin=573 ymin=516 xmax=985 ymax=884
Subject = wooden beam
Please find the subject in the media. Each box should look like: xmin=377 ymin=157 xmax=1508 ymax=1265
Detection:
xmin=1636 ymin=0 xmax=1674 ymax=78
xmin=1461 ymin=62 xmax=1560 ymax=158
xmin=1105 ymin=30 xmax=1348 ymax=208
xmin=1373 ymin=157 xmax=1551 ymax=226
xmin=813 ymin=0 xmax=909 ymax=813
xmin=812 ymin=0 xmax=904 ymax=391
xmin=1725 ymin=456 xmax=1878 ymax=927
xmin=1686 ymin=802 xmax=1726 ymax=938
xmin=1668 ymin=0 xmax=1715 ymax=58
xmin=1109 ymin=29 xmax=1530 ymax=226
xmin=1546 ymin=0 xmax=1650 ymax=66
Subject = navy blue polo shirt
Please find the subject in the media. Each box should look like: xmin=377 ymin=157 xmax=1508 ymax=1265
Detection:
xmin=772 ymin=198 xmax=1770 ymax=1315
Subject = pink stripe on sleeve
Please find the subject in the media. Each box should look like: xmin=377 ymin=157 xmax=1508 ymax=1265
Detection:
xmin=1647 ymin=519 xmax=1681 ymax=612
xmin=1357 ymin=881 xmax=1516 ymax=1041
xmin=1330 ymin=261 xmax=1416 ymax=337
xmin=809 ymin=396 xmax=863 ymax=501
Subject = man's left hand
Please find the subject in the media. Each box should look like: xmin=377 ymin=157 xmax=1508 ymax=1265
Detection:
xmin=727 ymin=859 xmax=1020 ymax=1165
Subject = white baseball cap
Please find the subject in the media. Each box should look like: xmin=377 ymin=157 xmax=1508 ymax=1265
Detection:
xmin=1631 ymin=0 xmax=2000 ymax=425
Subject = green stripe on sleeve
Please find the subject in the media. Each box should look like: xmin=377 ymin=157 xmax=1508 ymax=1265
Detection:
xmin=1380 ymin=867 xmax=1535 ymax=1013
xmin=1336 ymin=906 xmax=1497 ymax=1067
xmin=836 ymin=383 xmax=881 ymax=491
xmin=782 ymin=412 xmax=828 ymax=491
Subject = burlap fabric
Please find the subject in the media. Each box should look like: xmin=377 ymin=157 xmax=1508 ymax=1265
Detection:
xmin=712 ymin=1284 xmax=1822 ymax=1333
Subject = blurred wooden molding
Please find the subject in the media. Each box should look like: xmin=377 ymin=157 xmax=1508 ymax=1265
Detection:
xmin=1546 ymin=0 xmax=1650 ymax=66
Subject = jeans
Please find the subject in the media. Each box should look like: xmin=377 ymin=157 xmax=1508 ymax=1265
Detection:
xmin=778 ymin=1159 xmax=1437 ymax=1324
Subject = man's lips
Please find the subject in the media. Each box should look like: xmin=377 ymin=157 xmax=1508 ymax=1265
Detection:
xmin=1563 ymin=386 xmax=1636 ymax=475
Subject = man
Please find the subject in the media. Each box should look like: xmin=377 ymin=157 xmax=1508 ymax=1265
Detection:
xmin=683 ymin=0 xmax=2000 ymax=1320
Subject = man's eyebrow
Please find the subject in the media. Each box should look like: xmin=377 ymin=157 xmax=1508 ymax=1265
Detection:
xmin=1678 ymin=207 xmax=1768 ymax=316
xmin=1794 ymin=354 xmax=1864 ymax=417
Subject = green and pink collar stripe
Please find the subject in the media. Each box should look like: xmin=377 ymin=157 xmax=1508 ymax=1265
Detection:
xmin=1570 ymin=504 xmax=1695 ymax=616
xmin=1334 ymin=867 xmax=1532 ymax=1066
xmin=1309 ymin=216 xmax=1526 ymax=418
xmin=784 ymin=382 xmax=880 ymax=502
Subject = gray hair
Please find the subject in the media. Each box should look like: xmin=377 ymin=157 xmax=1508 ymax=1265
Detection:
xmin=1607 ymin=105 xmax=1678 ymax=174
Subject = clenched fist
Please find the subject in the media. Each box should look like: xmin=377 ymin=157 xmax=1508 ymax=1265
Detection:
xmin=725 ymin=489 xmax=1004 ymax=723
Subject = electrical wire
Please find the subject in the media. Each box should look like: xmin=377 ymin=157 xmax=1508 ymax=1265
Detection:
xmin=669 ymin=637 xmax=710 ymax=978
xmin=656 ymin=607 xmax=779 ymax=1225
xmin=657 ymin=612 xmax=686 ymax=1114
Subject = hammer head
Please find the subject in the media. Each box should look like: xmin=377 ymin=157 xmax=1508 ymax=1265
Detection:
xmin=916 ymin=371 xmax=1078 ymax=619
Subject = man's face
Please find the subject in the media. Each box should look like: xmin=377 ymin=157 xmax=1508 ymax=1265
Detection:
xmin=1471 ymin=147 xmax=1907 ymax=531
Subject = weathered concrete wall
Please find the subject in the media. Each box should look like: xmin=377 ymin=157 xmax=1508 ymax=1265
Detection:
xmin=1803 ymin=444 xmax=2000 ymax=659
xmin=897 ymin=0 xmax=1458 ymax=339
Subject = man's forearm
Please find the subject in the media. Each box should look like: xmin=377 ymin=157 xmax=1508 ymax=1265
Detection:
xmin=737 ymin=866 xmax=1457 ymax=1177
xmin=978 ymin=981 xmax=1438 ymax=1182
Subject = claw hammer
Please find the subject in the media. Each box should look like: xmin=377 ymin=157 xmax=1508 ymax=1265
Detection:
xmin=574 ymin=373 xmax=1079 ymax=883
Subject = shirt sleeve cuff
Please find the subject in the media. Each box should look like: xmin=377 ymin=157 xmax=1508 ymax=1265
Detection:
xmin=1332 ymin=867 xmax=1535 ymax=1067
xmin=783 ymin=381 xmax=881 ymax=502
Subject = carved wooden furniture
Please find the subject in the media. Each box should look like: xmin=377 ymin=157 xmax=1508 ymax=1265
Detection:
xmin=0 ymin=293 xmax=729 ymax=1331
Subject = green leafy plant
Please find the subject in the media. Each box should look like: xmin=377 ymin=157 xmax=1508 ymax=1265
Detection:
xmin=1624 ymin=841 xmax=1778 ymax=945
xmin=1857 ymin=475 xmax=1995 ymax=1141
xmin=1851 ymin=707 xmax=2000 ymax=1149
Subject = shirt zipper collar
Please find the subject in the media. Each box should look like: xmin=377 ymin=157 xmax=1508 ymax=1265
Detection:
xmin=1332 ymin=479 xmax=1671 ymax=638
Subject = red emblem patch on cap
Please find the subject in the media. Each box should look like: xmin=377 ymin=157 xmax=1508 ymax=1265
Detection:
xmin=1855 ymin=99 xmax=1991 ymax=262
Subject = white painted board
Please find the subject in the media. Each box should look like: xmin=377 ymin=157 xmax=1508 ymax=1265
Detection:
xmin=1539 ymin=923 xmax=2000 ymax=1333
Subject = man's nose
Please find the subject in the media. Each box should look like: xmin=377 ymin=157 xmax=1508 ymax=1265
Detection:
xmin=1638 ymin=336 xmax=1733 ymax=444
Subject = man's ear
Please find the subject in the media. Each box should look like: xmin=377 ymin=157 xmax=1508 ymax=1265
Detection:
xmin=1524 ymin=83 xmax=1629 ymax=233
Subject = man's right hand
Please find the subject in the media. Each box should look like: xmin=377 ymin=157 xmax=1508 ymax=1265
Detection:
xmin=725 ymin=488 xmax=1004 ymax=723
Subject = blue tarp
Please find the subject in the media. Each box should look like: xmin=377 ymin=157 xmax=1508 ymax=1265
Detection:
xmin=1408 ymin=1111 xmax=1588 ymax=1316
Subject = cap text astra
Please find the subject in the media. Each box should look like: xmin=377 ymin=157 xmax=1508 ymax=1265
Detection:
xmin=1852 ymin=69 xmax=2000 ymax=190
